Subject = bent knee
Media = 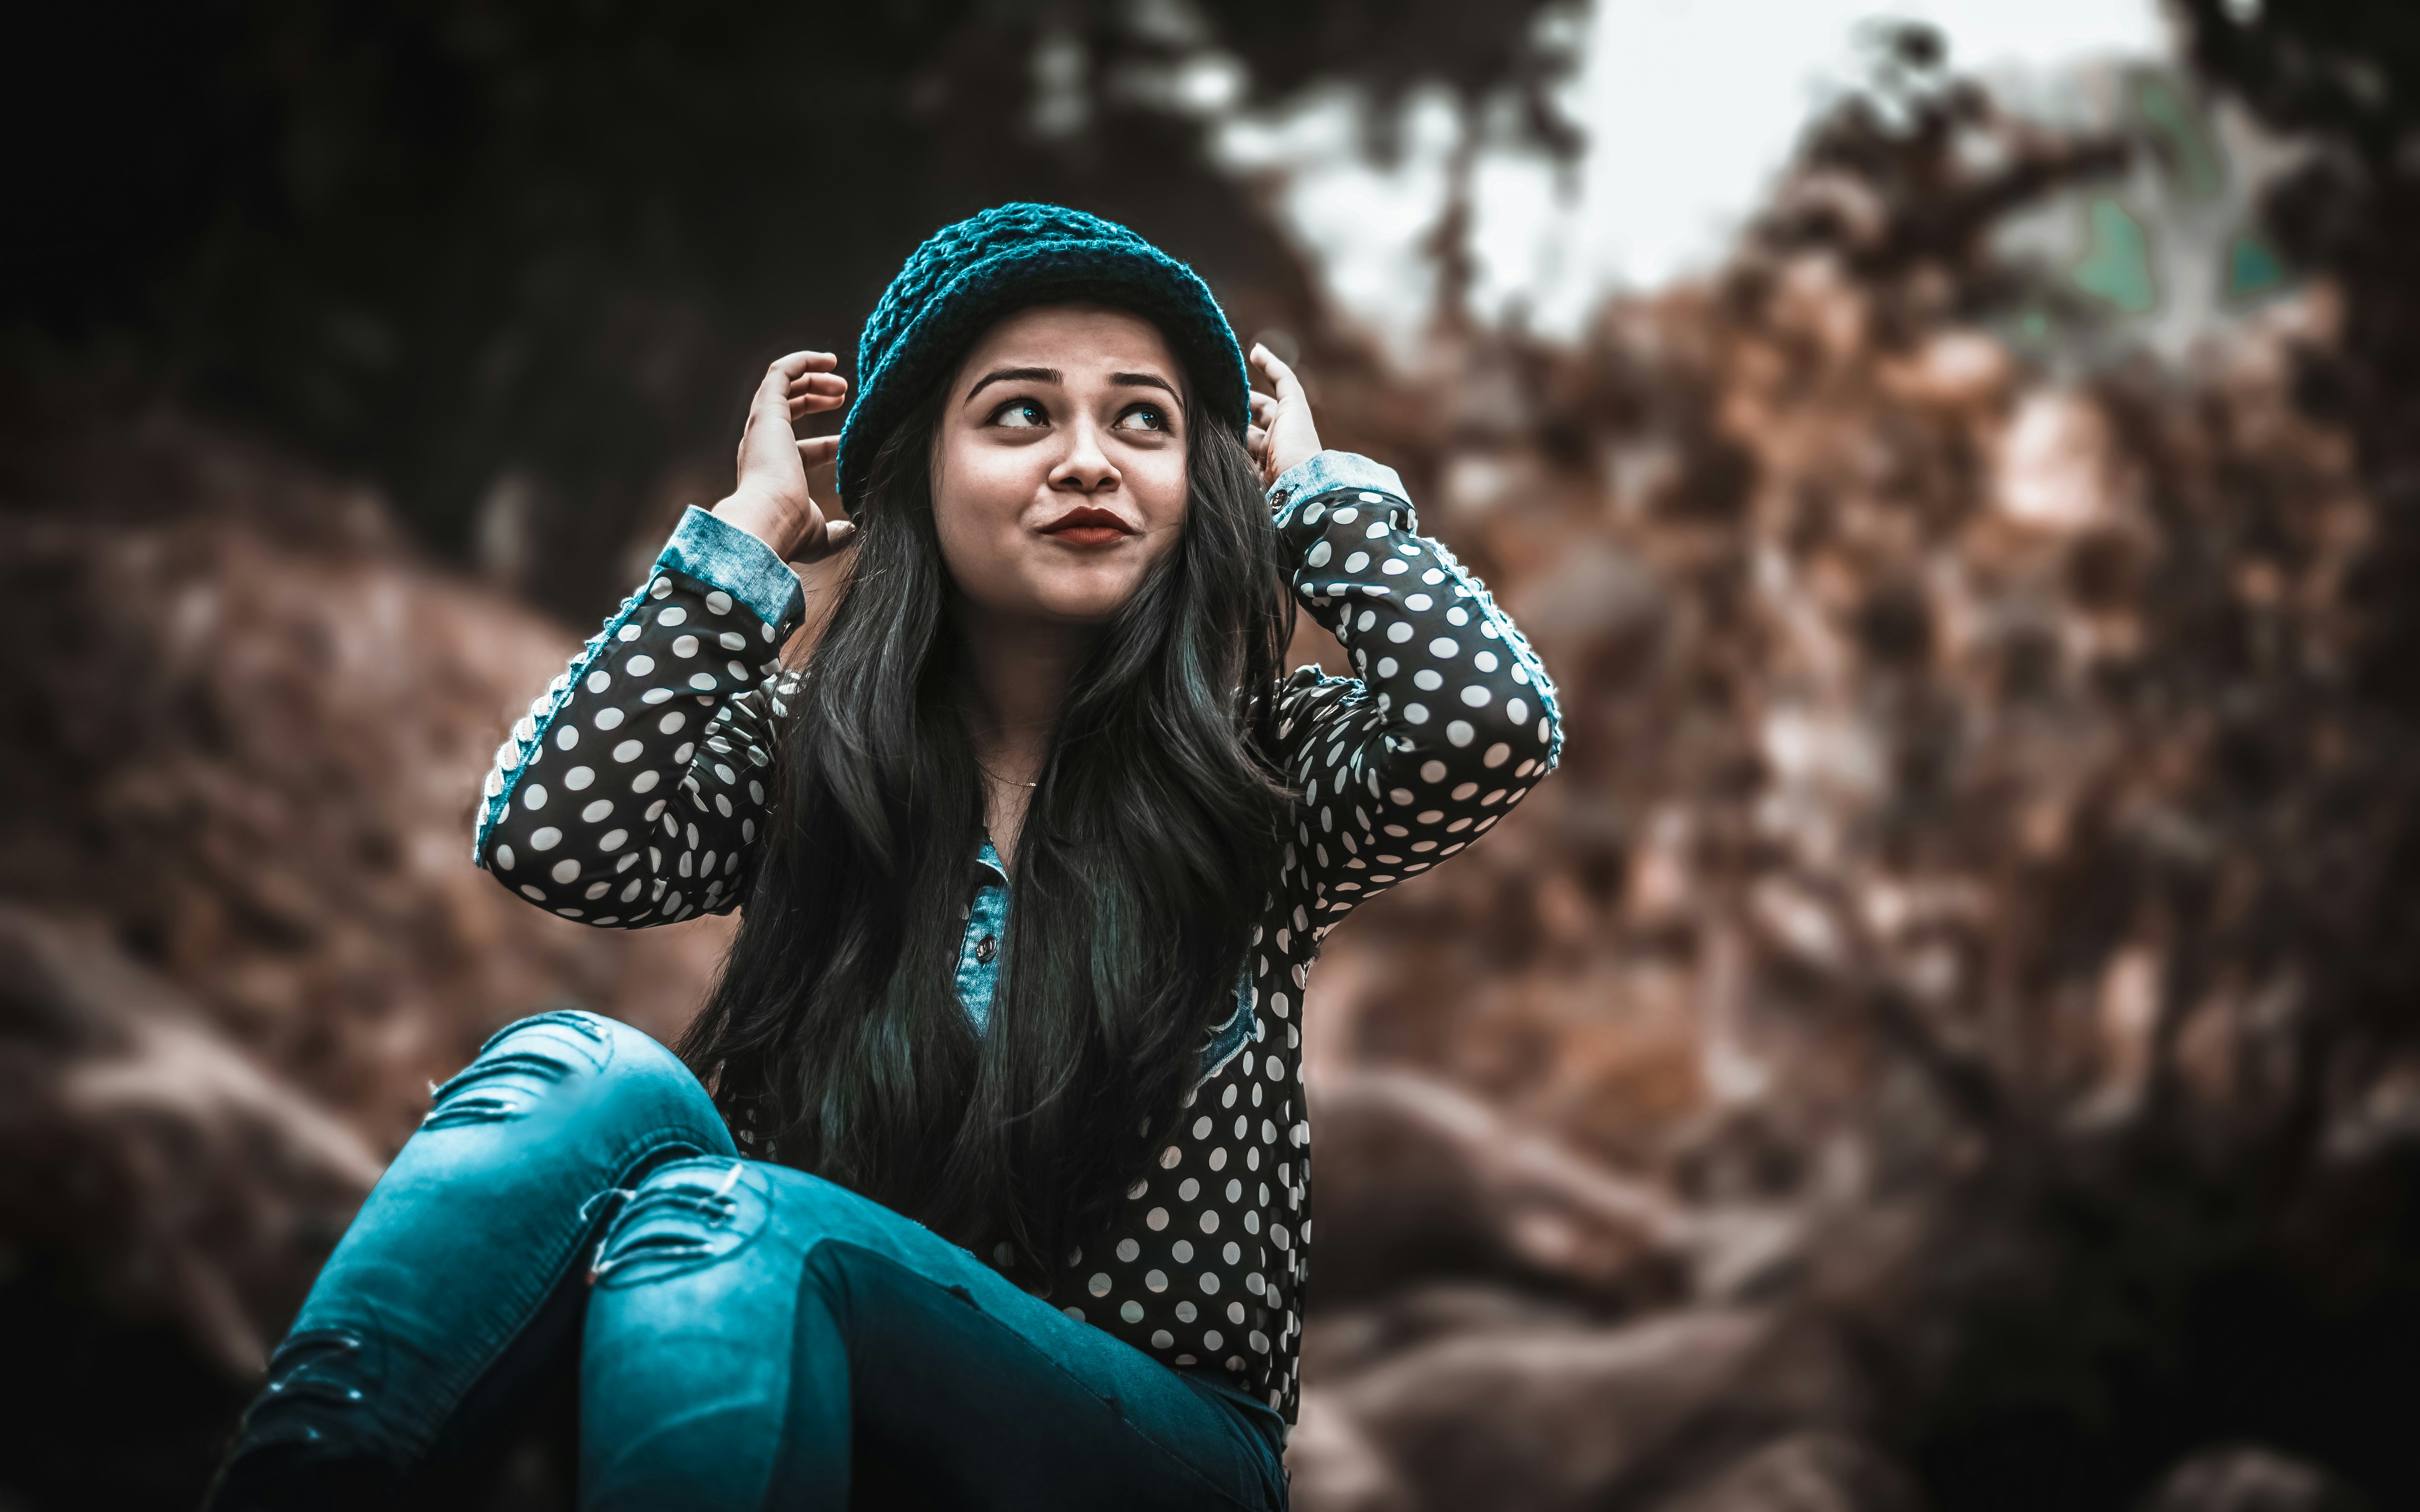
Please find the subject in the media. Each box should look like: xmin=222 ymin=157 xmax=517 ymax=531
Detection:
xmin=427 ymin=1009 xmax=726 ymax=1151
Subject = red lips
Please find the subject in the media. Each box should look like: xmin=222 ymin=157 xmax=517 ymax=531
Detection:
xmin=1040 ymin=505 xmax=1134 ymax=547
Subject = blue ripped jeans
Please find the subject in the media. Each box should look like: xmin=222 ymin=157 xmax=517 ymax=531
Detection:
xmin=207 ymin=1011 xmax=1290 ymax=1510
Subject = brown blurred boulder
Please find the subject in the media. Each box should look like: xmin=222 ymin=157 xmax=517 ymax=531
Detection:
xmin=0 ymin=419 xmax=735 ymax=1156
xmin=0 ymin=905 xmax=380 ymax=1378
xmin=1308 ymin=1069 xmax=1690 ymax=1305
xmin=0 ymin=419 xmax=734 ymax=1507
xmin=1321 ymin=1307 xmax=1863 ymax=1512
xmin=1654 ymin=1433 xmax=1924 ymax=1512
xmin=2138 ymin=1448 xmax=2371 ymax=1512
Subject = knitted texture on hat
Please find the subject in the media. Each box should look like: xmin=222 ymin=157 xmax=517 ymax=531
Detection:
xmin=834 ymin=203 xmax=1249 ymax=504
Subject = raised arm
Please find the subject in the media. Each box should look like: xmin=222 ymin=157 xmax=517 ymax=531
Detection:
xmin=474 ymin=508 xmax=806 ymax=925
xmin=1265 ymin=452 xmax=1562 ymax=921
xmin=474 ymin=350 xmax=851 ymax=927
xmin=1241 ymin=346 xmax=1560 ymax=926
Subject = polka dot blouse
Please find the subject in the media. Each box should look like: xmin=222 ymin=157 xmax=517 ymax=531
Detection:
xmin=474 ymin=450 xmax=1563 ymax=1420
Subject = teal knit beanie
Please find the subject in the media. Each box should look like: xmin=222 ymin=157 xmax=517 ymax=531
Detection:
xmin=833 ymin=203 xmax=1250 ymax=505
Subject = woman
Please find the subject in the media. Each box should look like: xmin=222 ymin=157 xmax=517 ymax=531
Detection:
xmin=210 ymin=203 xmax=1560 ymax=1510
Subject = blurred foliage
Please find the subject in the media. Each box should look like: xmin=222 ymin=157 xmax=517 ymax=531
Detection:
xmin=0 ymin=0 xmax=1576 ymax=624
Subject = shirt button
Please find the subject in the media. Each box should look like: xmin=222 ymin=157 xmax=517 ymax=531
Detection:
xmin=975 ymin=934 xmax=998 ymax=964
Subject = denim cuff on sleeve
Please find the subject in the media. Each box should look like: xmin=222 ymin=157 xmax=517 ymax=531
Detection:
xmin=1268 ymin=451 xmax=1410 ymax=524
xmin=656 ymin=505 xmax=806 ymax=631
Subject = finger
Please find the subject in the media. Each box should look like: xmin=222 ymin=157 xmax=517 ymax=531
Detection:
xmin=792 ymin=519 xmax=858 ymax=566
xmin=1250 ymin=344 xmax=1306 ymax=403
xmin=788 ymin=393 xmax=849 ymax=417
xmin=796 ymin=436 xmax=840 ymax=464
xmin=787 ymin=372 xmax=849 ymax=398
xmin=1247 ymin=423 xmax=1269 ymax=454
xmin=770 ymin=350 xmax=840 ymax=377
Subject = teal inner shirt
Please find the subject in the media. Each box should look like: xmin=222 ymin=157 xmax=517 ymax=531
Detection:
xmin=953 ymin=837 xmax=1012 ymax=1033
xmin=952 ymin=835 xmax=1256 ymax=1079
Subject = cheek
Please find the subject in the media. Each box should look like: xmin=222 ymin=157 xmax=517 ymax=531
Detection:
xmin=1132 ymin=447 xmax=1192 ymax=543
xmin=932 ymin=438 xmax=1040 ymax=586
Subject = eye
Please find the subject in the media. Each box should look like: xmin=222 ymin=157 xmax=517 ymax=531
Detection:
xmin=990 ymin=399 xmax=1048 ymax=429
xmin=1113 ymin=403 xmax=1171 ymax=433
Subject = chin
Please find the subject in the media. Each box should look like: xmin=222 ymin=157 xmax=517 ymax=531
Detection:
xmin=1019 ymin=568 xmax=1150 ymax=625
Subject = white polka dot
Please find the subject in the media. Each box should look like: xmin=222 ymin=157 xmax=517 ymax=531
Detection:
xmin=1461 ymin=685 xmax=1492 ymax=707
xmin=586 ymin=670 xmax=611 ymax=694
xmin=529 ymin=826 xmax=562 ymax=852
xmin=1159 ymin=1145 xmax=1181 ymax=1169
xmin=633 ymin=770 xmax=660 ymax=793
xmin=594 ymin=707 xmax=624 ymax=731
xmin=1428 ymin=638 xmax=1459 ymax=659
xmin=657 ymin=606 xmax=687 ymax=627
xmin=1332 ymin=507 xmax=1358 ymax=524
xmin=565 ymin=766 xmax=595 ymax=791
xmin=1120 ymin=1300 xmax=1144 ymax=1324
xmin=1088 ymin=1273 xmax=1112 ymax=1296
xmin=625 ymin=655 xmax=654 ymax=676
xmin=1377 ymin=657 xmax=1398 ymax=676
xmin=1447 ymin=720 xmax=1475 ymax=747
xmin=519 ymin=885 xmax=545 ymax=901
xmin=671 ymin=634 xmax=699 ymax=659
xmin=704 ymin=591 xmax=733 ymax=615
xmin=1484 ymin=742 xmax=1511 ymax=768
xmin=1343 ymin=551 xmax=1368 ymax=573
xmin=1151 ymin=1329 xmax=1174 ymax=1349
xmin=1306 ymin=540 xmax=1331 ymax=567
xmin=1404 ymin=703 xmax=1428 ymax=724
xmin=659 ymin=711 xmax=686 ymax=735
xmin=1508 ymin=698 xmax=1529 ymax=723
xmin=1180 ymin=1178 xmax=1200 ymax=1200
xmin=550 ymin=859 xmax=580 ymax=884
xmin=1176 ymin=1301 xmax=1197 ymax=1322
xmin=1387 ymin=622 xmax=1413 ymax=643
xmin=689 ymin=673 xmax=717 ymax=691
xmin=1227 ymin=1301 xmax=1246 ymax=1324
xmin=1116 ymin=1238 xmax=1140 ymax=1262
xmin=642 ymin=688 xmax=673 ymax=705
xmin=1147 ymin=1207 xmax=1169 ymax=1230
xmin=599 ymin=829 xmax=628 ymax=850
xmin=1146 ymin=1270 xmax=1168 ymax=1292
xmin=1200 ymin=1210 xmax=1220 ymax=1234
xmin=1204 ymin=1330 xmax=1223 ymax=1350
xmin=1380 ymin=558 xmax=1407 ymax=575
xmin=613 ymin=740 xmax=643 ymax=763
xmin=1200 ymin=1272 xmax=1220 ymax=1293
xmin=1064 ymin=1306 xmax=1085 ymax=1321
xmin=1192 ymin=1116 xmax=1212 ymax=1139
xmin=581 ymin=799 xmax=612 ymax=823
xmin=521 ymin=785 xmax=551 ymax=812
xmin=495 ymin=844 xmax=517 ymax=871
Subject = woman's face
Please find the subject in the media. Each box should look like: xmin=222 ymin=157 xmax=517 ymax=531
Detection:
xmin=930 ymin=302 xmax=1190 ymax=627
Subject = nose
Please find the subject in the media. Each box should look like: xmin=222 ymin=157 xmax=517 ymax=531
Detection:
xmin=1048 ymin=415 xmax=1121 ymax=495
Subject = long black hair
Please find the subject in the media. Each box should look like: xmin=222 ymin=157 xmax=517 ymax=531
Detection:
xmin=678 ymin=337 xmax=1296 ymax=1275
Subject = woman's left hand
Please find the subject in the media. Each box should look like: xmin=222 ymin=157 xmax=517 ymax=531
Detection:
xmin=1248 ymin=345 xmax=1322 ymax=489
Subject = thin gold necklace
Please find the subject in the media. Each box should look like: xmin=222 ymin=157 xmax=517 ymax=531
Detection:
xmin=975 ymin=758 xmax=1039 ymax=790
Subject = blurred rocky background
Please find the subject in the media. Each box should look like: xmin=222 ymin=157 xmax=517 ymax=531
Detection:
xmin=7 ymin=1 xmax=2420 ymax=1508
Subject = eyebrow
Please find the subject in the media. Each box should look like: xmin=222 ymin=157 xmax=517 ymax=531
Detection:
xmin=962 ymin=366 xmax=1184 ymax=405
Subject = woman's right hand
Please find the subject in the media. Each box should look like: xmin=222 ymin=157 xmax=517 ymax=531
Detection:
xmin=712 ymin=351 xmax=853 ymax=563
